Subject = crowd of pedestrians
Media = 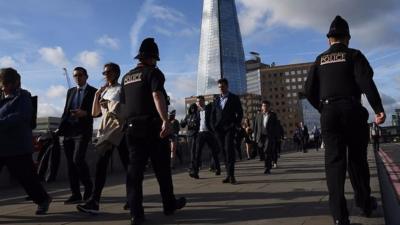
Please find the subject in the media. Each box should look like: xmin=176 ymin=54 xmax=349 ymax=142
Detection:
xmin=0 ymin=15 xmax=386 ymax=225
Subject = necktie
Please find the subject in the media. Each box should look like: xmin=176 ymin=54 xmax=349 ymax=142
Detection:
xmin=76 ymin=88 xmax=82 ymax=109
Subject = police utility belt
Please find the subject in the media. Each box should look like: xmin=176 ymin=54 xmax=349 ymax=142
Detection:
xmin=320 ymin=96 xmax=361 ymax=105
xmin=125 ymin=115 xmax=161 ymax=138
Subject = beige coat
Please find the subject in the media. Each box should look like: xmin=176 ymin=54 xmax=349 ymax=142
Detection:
xmin=93 ymin=85 xmax=124 ymax=155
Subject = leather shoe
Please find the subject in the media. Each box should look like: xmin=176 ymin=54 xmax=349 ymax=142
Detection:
xmin=130 ymin=217 xmax=145 ymax=225
xmin=222 ymin=177 xmax=230 ymax=183
xmin=264 ymin=169 xmax=271 ymax=174
xmin=215 ymin=169 xmax=221 ymax=176
xmin=189 ymin=172 xmax=199 ymax=179
xmin=334 ymin=219 xmax=350 ymax=225
xmin=36 ymin=197 xmax=52 ymax=215
xmin=64 ymin=195 xmax=82 ymax=204
xmin=362 ymin=196 xmax=378 ymax=217
xmin=123 ymin=202 xmax=130 ymax=210
xmin=164 ymin=197 xmax=186 ymax=215
xmin=230 ymin=176 xmax=237 ymax=185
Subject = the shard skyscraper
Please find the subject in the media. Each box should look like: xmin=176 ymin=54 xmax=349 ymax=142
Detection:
xmin=196 ymin=0 xmax=247 ymax=95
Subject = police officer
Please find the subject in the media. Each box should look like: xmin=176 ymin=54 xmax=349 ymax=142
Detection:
xmin=305 ymin=15 xmax=385 ymax=225
xmin=121 ymin=37 xmax=186 ymax=225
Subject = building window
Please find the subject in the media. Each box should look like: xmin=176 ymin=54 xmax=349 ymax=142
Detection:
xmin=285 ymin=71 xmax=290 ymax=76
xmin=297 ymin=70 xmax=301 ymax=74
xmin=291 ymin=78 xmax=296 ymax=82
xmin=285 ymin=79 xmax=290 ymax=83
xmin=297 ymin=77 xmax=302 ymax=82
xmin=292 ymin=85 xmax=297 ymax=90
xmin=290 ymin=71 xmax=295 ymax=75
xmin=286 ymin=86 xmax=291 ymax=90
xmin=298 ymin=85 xmax=303 ymax=89
xmin=304 ymin=77 xmax=307 ymax=81
xmin=303 ymin=69 xmax=308 ymax=74
xmin=293 ymin=92 xmax=298 ymax=97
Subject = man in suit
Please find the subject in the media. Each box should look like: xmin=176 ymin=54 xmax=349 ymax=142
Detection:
xmin=57 ymin=67 xmax=97 ymax=204
xmin=194 ymin=95 xmax=221 ymax=178
xmin=211 ymin=78 xmax=243 ymax=184
xmin=253 ymin=100 xmax=278 ymax=174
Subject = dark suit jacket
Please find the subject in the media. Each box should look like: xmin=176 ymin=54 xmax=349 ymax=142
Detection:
xmin=253 ymin=111 xmax=278 ymax=144
xmin=211 ymin=92 xmax=243 ymax=133
xmin=203 ymin=103 xmax=214 ymax=132
xmin=58 ymin=84 xmax=97 ymax=136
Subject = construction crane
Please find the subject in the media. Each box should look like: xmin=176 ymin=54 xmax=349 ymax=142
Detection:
xmin=62 ymin=68 xmax=71 ymax=88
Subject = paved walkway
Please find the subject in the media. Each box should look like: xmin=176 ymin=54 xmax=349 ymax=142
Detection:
xmin=0 ymin=148 xmax=385 ymax=225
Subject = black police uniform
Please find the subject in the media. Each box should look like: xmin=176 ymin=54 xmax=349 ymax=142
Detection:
xmin=305 ymin=16 xmax=384 ymax=224
xmin=121 ymin=64 xmax=179 ymax=220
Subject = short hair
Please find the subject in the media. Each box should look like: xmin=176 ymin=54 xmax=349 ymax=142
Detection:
xmin=196 ymin=95 xmax=205 ymax=101
xmin=217 ymin=78 xmax=229 ymax=86
xmin=73 ymin=67 xmax=88 ymax=77
xmin=262 ymin=100 xmax=271 ymax=106
xmin=104 ymin=62 xmax=121 ymax=80
xmin=0 ymin=67 xmax=21 ymax=87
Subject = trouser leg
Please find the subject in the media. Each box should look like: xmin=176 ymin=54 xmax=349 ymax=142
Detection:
xmin=347 ymin=108 xmax=372 ymax=210
xmin=149 ymin=138 xmax=176 ymax=211
xmin=118 ymin=136 xmax=129 ymax=171
xmin=73 ymin=136 xmax=92 ymax=192
xmin=223 ymin=130 xmax=235 ymax=177
xmin=92 ymin=149 xmax=113 ymax=202
xmin=263 ymin=138 xmax=273 ymax=170
xmin=6 ymin=154 xmax=49 ymax=204
xmin=207 ymin=132 xmax=221 ymax=171
xmin=63 ymin=138 xmax=81 ymax=196
xmin=321 ymin=108 xmax=349 ymax=221
xmin=126 ymin=136 xmax=148 ymax=218
xmin=188 ymin=136 xmax=196 ymax=172
xmin=195 ymin=133 xmax=206 ymax=174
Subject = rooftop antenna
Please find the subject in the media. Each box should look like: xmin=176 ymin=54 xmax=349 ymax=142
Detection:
xmin=63 ymin=68 xmax=71 ymax=88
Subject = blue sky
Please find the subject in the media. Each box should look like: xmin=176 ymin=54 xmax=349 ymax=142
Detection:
xmin=1 ymin=0 xmax=399 ymax=123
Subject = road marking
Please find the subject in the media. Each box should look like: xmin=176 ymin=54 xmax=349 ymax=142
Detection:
xmin=378 ymin=149 xmax=400 ymax=200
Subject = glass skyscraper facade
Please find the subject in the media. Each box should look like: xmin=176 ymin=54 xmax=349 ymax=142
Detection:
xmin=197 ymin=0 xmax=247 ymax=95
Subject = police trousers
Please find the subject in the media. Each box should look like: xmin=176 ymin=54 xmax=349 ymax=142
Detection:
xmin=321 ymin=102 xmax=372 ymax=221
xmin=125 ymin=130 xmax=176 ymax=218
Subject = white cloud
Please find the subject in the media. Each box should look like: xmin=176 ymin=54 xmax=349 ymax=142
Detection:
xmin=37 ymin=103 xmax=63 ymax=118
xmin=77 ymin=50 xmax=101 ymax=69
xmin=237 ymin=0 xmax=400 ymax=50
xmin=129 ymin=0 xmax=198 ymax=55
xmin=154 ymin=26 xmax=199 ymax=37
xmin=150 ymin=5 xmax=185 ymax=24
xmin=46 ymin=85 xmax=67 ymax=99
xmin=130 ymin=0 xmax=155 ymax=54
xmin=96 ymin=35 xmax=119 ymax=50
xmin=0 ymin=27 xmax=21 ymax=40
xmin=0 ymin=56 xmax=16 ymax=67
xmin=38 ymin=46 xmax=69 ymax=67
xmin=167 ymin=93 xmax=186 ymax=120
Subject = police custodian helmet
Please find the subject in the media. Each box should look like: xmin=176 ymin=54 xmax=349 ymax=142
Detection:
xmin=326 ymin=15 xmax=351 ymax=38
xmin=135 ymin=37 xmax=160 ymax=61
